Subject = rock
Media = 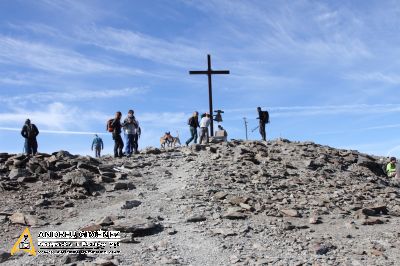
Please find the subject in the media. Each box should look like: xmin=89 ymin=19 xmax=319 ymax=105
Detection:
xmin=121 ymin=200 xmax=141 ymax=209
xmin=96 ymin=216 xmax=115 ymax=226
xmin=111 ymin=218 xmax=161 ymax=236
xmin=17 ymin=175 xmax=38 ymax=182
xmin=280 ymin=209 xmax=301 ymax=217
xmin=77 ymin=162 xmax=99 ymax=174
xmin=370 ymin=249 xmax=383 ymax=256
xmin=312 ymin=243 xmax=336 ymax=255
xmin=62 ymin=253 xmax=87 ymax=264
xmin=144 ymin=148 xmax=162 ymax=155
xmin=93 ymin=258 xmax=118 ymax=266
xmin=80 ymin=224 xmax=102 ymax=231
xmin=8 ymin=168 xmax=29 ymax=180
xmin=186 ymin=215 xmax=207 ymax=223
xmin=35 ymin=199 xmax=51 ymax=207
xmin=309 ymin=216 xmax=321 ymax=224
xmin=211 ymin=228 xmax=237 ymax=237
xmin=0 ymin=250 xmax=11 ymax=263
xmin=227 ymin=196 xmax=249 ymax=205
xmin=222 ymin=210 xmax=247 ymax=220
xmin=62 ymin=172 xmax=90 ymax=186
xmin=114 ymin=182 xmax=135 ymax=190
xmin=362 ymin=218 xmax=385 ymax=225
xmin=214 ymin=191 xmax=228 ymax=200
xmin=9 ymin=212 xmax=26 ymax=224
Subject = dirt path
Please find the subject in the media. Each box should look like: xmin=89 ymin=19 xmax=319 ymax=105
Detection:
xmin=4 ymin=154 xmax=230 ymax=265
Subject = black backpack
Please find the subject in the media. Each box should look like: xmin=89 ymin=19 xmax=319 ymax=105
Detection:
xmin=261 ymin=111 xmax=270 ymax=123
xmin=26 ymin=124 xmax=38 ymax=138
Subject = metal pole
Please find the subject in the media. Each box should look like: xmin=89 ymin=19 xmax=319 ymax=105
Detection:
xmin=207 ymin=54 xmax=214 ymax=137
xmin=243 ymin=117 xmax=248 ymax=140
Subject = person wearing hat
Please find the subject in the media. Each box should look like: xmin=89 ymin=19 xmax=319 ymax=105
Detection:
xmin=199 ymin=113 xmax=211 ymax=144
xmin=386 ymin=157 xmax=398 ymax=178
xmin=21 ymin=119 xmax=39 ymax=155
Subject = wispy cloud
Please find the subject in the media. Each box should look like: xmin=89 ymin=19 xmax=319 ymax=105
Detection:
xmin=0 ymin=127 xmax=106 ymax=136
xmin=0 ymin=36 xmax=142 ymax=75
xmin=345 ymin=72 xmax=400 ymax=85
xmin=0 ymin=102 xmax=107 ymax=131
xmin=0 ymin=87 xmax=146 ymax=105
xmin=77 ymin=26 xmax=204 ymax=67
xmin=225 ymin=103 xmax=400 ymax=118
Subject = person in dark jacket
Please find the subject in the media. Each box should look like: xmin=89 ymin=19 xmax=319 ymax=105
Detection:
xmin=21 ymin=119 xmax=39 ymax=155
xmin=257 ymin=107 xmax=269 ymax=141
xmin=111 ymin=111 xmax=124 ymax=158
xmin=185 ymin=111 xmax=199 ymax=146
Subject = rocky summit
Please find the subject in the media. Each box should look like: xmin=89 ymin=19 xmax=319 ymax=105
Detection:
xmin=0 ymin=139 xmax=400 ymax=265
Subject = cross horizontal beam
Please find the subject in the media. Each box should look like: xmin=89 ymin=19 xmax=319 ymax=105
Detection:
xmin=189 ymin=70 xmax=230 ymax=75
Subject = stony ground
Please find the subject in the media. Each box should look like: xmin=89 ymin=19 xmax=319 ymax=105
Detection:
xmin=1 ymin=139 xmax=400 ymax=265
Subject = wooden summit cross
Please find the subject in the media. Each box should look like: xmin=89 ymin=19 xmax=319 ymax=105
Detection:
xmin=189 ymin=54 xmax=229 ymax=137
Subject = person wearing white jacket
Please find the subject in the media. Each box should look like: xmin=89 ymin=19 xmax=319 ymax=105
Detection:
xmin=199 ymin=113 xmax=211 ymax=144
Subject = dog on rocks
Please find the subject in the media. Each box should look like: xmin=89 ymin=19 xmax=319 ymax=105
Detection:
xmin=160 ymin=132 xmax=181 ymax=148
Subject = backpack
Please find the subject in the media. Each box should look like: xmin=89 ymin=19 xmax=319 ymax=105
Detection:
xmin=106 ymin=119 xmax=114 ymax=132
xmin=187 ymin=117 xmax=192 ymax=126
xmin=26 ymin=124 xmax=38 ymax=138
xmin=261 ymin=111 xmax=270 ymax=123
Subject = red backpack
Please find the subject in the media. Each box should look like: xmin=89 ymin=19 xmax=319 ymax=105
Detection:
xmin=106 ymin=119 xmax=114 ymax=132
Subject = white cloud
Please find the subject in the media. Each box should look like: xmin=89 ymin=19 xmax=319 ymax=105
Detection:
xmin=0 ymin=102 xmax=107 ymax=131
xmin=0 ymin=87 xmax=146 ymax=105
xmin=77 ymin=26 xmax=205 ymax=67
xmin=224 ymin=103 xmax=400 ymax=118
xmin=345 ymin=72 xmax=400 ymax=85
xmin=0 ymin=36 xmax=142 ymax=75
xmin=0 ymin=127 xmax=106 ymax=136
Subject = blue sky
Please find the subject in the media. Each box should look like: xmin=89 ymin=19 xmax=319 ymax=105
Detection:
xmin=0 ymin=0 xmax=400 ymax=157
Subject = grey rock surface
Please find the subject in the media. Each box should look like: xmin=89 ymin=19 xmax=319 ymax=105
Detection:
xmin=0 ymin=140 xmax=399 ymax=265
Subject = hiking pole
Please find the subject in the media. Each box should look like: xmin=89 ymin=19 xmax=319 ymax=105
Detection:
xmin=251 ymin=126 xmax=259 ymax=133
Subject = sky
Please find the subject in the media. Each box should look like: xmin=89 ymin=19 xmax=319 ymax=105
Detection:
xmin=0 ymin=0 xmax=400 ymax=157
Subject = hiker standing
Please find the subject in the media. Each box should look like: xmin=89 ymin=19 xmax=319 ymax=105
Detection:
xmin=122 ymin=110 xmax=140 ymax=156
xmin=185 ymin=111 xmax=199 ymax=146
xmin=111 ymin=111 xmax=124 ymax=158
xmin=91 ymin=134 xmax=104 ymax=158
xmin=257 ymin=107 xmax=269 ymax=141
xmin=21 ymin=119 xmax=39 ymax=155
xmin=199 ymin=113 xmax=211 ymax=144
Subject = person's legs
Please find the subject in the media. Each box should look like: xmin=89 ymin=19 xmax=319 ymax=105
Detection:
xmin=24 ymin=139 xmax=30 ymax=155
xmin=95 ymin=147 xmax=101 ymax=157
xmin=186 ymin=127 xmax=195 ymax=145
xmin=199 ymin=128 xmax=206 ymax=144
xmin=259 ymin=123 xmax=266 ymax=141
xmin=205 ymin=128 xmax=209 ymax=143
xmin=132 ymin=134 xmax=138 ymax=153
xmin=117 ymin=135 xmax=124 ymax=157
xmin=113 ymin=134 xmax=118 ymax=157
xmin=32 ymin=139 xmax=38 ymax=155
xmin=125 ymin=134 xmax=133 ymax=155
xmin=193 ymin=127 xmax=198 ymax=144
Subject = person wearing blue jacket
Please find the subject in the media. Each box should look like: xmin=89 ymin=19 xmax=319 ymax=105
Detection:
xmin=91 ymin=134 xmax=104 ymax=158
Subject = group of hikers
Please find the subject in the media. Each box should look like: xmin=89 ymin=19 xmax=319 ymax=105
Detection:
xmin=106 ymin=110 xmax=141 ymax=158
xmin=17 ymin=107 xmax=400 ymax=179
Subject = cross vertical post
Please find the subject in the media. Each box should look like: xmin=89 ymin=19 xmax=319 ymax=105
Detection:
xmin=207 ymin=55 xmax=213 ymax=135
xmin=189 ymin=54 xmax=229 ymax=137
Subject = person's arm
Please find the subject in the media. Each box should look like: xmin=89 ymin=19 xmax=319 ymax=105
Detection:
xmin=100 ymin=139 xmax=104 ymax=149
xmin=91 ymin=139 xmax=94 ymax=150
xmin=34 ymin=125 xmax=39 ymax=136
xmin=21 ymin=126 xmax=26 ymax=138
